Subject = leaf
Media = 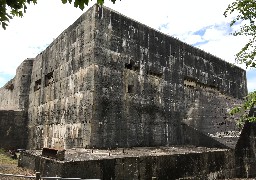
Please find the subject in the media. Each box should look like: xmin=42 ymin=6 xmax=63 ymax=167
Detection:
xmin=225 ymin=0 xmax=256 ymax=68
xmin=1 ymin=22 xmax=7 ymax=30
xmin=229 ymin=91 xmax=256 ymax=125
xmin=62 ymin=0 xmax=68 ymax=4
xmin=97 ymin=0 xmax=104 ymax=5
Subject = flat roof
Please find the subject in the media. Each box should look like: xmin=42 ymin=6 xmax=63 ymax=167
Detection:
xmin=27 ymin=146 xmax=230 ymax=162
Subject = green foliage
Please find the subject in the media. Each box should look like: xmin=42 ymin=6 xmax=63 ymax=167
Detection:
xmin=0 ymin=149 xmax=17 ymax=165
xmin=225 ymin=0 xmax=256 ymax=124
xmin=229 ymin=91 xmax=256 ymax=125
xmin=0 ymin=0 xmax=118 ymax=29
xmin=0 ymin=148 xmax=5 ymax=154
xmin=0 ymin=0 xmax=36 ymax=29
xmin=224 ymin=0 xmax=256 ymax=68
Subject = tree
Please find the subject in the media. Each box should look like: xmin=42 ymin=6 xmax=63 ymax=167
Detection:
xmin=224 ymin=0 xmax=256 ymax=123
xmin=224 ymin=0 xmax=256 ymax=68
xmin=229 ymin=91 xmax=256 ymax=125
xmin=0 ymin=0 xmax=117 ymax=30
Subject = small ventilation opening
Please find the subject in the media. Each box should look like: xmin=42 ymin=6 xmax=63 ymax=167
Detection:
xmin=125 ymin=62 xmax=133 ymax=70
xmin=127 ymin=85 xmax=134 ymax=93
xmin=45 ymin=71 xmax=54 ymax=87
xmin=125 ymin=61 xmax=140 ymax=71
xmin=147 ymin=70 xmax=163 ymax=78
xmin=34 ymin=79 xmax=41 ymax=91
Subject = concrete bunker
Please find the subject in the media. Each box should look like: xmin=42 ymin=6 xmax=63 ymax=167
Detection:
xmin=0 ymin=4 xmax=253 ymax=179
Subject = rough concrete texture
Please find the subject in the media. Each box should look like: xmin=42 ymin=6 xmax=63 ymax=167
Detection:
xmin=0 ymin=59 xmax=33 ymax=111
xmin=26 ymin=7 xmax=96 ymax=149
xmin=235 ymin=122 xmax=256 ymax=178
xmin=26 ymin=5 xmax=247 ymax=149
xmin=0 ymin=5 xmax=247 ymax=150
xmin=0 ymin=59 xmax=33 ymax=150
xmin=19 ymin=147 xmax=236 ymax=179
xmin=0 ymin=2 xmax=247 ymax=149
xmin=3 ymin=4 xmax=255 ymax=180
xmin=0 ymin=110 xmax=28 ymax=149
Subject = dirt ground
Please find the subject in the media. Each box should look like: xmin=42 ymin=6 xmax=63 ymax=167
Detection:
xmin=0 ymin=149 xmax=34 ymax=177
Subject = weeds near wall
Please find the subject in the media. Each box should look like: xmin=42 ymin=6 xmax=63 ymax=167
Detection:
xmin=0 ymin=149 xmax=34 ymax=175
xmin=0 ymin=149 xmax=17 ymax=165
xmin=229 ymin=91 xmax=256 ymax=126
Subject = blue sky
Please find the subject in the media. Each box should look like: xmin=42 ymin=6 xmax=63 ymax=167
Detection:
xmin=0 ymin=0 xmax=255 ymax=92
xmin=247 ymin=69 xmax=256 ymax=92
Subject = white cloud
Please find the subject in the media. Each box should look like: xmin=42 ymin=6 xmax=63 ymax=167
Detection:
xmin=0 ymin=0 xmax=90 ymax=76
xmin=203 ymin=26 xmax=227 ymax=41
xmin=197 ymin=33 xmax=249 ymax=68
xmin=185 ymin=34 xmax=204 ymax=45
xmin=105 ymin=0 xmax=235 ymax=35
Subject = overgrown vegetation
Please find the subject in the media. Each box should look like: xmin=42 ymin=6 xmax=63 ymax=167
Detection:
xmin=230 ymin=91 xmax=256 ymax=126
xmin=224 ymin=0 xmax=256 ymax=68
xmin=225 ymin=0 xmax=256 ymax=125
xmin=0 ymin=149 xmax=17 ymax=164
xmin=0 ymin=149 xmax=34 ymax=175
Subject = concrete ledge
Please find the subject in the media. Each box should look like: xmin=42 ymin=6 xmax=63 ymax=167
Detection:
xmin=19 ymin=146 xmax=236 ymax=179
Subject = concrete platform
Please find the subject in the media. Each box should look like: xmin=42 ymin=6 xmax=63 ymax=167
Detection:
xmin=19 ymin=146 xmax=237 ymax=179
xmin=26 ymin=146 xmax=230 ymax=161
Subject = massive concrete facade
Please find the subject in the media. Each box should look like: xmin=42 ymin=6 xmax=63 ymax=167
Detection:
xmin=0 ymin=59 xmax=33 ymax=149
xmin=91 ymin=6 xmax=246 ymax=149
xmin=0 ymin=59 xmax=33 ymax=111
xmin=0 ymin=5 xmax=247 ymax=150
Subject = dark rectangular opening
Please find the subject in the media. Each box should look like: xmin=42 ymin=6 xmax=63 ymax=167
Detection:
xmin=184 ymin=76 xmax=220 ymax=92
xmin=125 ymin=60 xmax=140 ymax=71
xmin=125 ymin=62 xmax=133 ymax=70
xmin=147 ymin=70 xmax=163 ymax=78
xmin=34 ymin=79 xmax=41 ymax=91
xmin=127 ymin=85 xmax=134 ymax=93
xmin=45 ymin=71 xmax=54 ymax=87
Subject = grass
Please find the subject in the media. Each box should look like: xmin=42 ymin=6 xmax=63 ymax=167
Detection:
xmin=0 ymin=149 xmax=17 ymax=165
xmin=0 ymin=149 xmax=34 ymax=175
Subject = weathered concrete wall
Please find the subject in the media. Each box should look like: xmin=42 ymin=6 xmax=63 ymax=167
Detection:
xmin=0 ymin=59 xmax=32 ymax=149
xmin=27 ymin=7 xmax=96 ymax=149
xmin=0 ymin=110 xmax=28 ymax=149
xmin=235 ymin=107 xmax=256 ymax=178
xmin=182 ymin=89 xmax=242 ymax=149
xmin=0 ymin=59 xmax=33 ymax=111
xmin=19 ymin=148 xmax=236 ymax=179
xmin=90 ymin=5 xmax=247 ymax=148
xmin=24 ymin=5 xmax=247 ymax=149
xmin=235 ymin=123 xmax=256 ymax=178
xmin=91 ymin=6 xmax=182 ymax=148
xmin=60 ymin=150 xmax=236 ymax=179
xmin=183 ymin=53 xmax=246 ymax=148
xmin=2 ymin=4 xmax=252 ymax=180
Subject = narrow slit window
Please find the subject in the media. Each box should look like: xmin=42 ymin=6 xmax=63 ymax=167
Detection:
xmin=127 ymin=85 xmax=134 ymax=93
xmin=147 ymin=70 xmax=163 ymax=78
xmin=45 ymin=72 xmax=54 ymax=87
xmin=34 ymin=79 xmax=42 ymax=91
